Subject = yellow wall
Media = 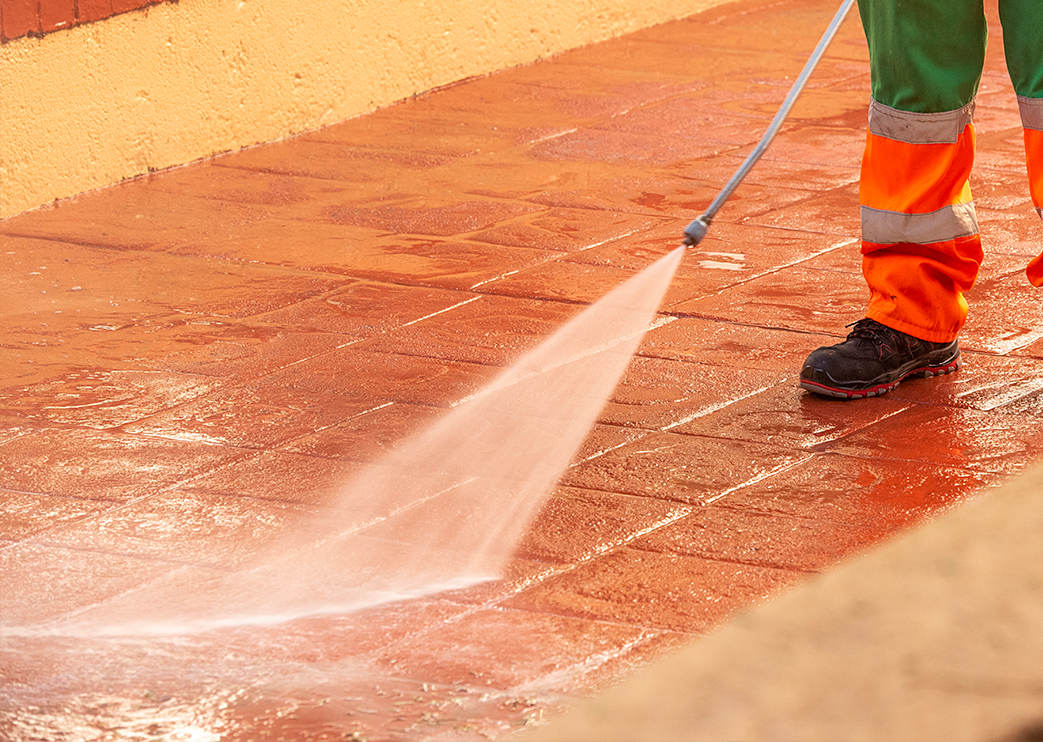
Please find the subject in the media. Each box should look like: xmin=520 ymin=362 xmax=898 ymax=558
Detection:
xmin=0 ymin=0 xmax=729 ymax=218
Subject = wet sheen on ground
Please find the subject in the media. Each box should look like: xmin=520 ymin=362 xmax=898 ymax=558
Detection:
xmin=2 ymin=0 xmax=1043 ymax=739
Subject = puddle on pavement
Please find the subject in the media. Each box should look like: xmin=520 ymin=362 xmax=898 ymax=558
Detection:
xmin=0 ymin=248 xmax=685 ymax=740
xmin=694 ymin=251 xmax=747 ymax=272
xmin=0 ymin=623 xmax=534 ymax=741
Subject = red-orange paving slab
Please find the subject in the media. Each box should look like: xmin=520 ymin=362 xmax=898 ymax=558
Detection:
xmin=2 ymin=0 xmax=1042 ymax=739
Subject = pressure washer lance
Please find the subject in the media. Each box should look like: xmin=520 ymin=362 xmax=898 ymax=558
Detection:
xmin=683 ymin=0 xmax=856 ymax=247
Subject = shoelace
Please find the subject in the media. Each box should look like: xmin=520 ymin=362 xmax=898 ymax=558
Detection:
xmin=845 ymin=318 xmax=892 ymax=342
xmin=845 ymin=318 xmax=904 ymax=357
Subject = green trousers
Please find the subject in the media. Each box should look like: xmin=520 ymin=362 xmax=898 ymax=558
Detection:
xmin=859 ymin=0 xmax=1043 ymax=111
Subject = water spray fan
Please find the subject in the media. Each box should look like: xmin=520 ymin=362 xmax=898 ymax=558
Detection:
xmin=682 ymin=0 xmax=857 ymax=247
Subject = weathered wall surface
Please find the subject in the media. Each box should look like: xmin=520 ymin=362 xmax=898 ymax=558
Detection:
xmin=0 ymin=0 xmax=730 ymax=217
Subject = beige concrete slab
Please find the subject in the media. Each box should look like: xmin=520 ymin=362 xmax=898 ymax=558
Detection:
xmin=522 ymin=466 xmax=1043 ymax=742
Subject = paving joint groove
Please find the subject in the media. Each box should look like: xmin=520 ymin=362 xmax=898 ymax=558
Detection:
xmin=5 ymin=0 xmax=1039 ymax=735
xmin=624 ymin=542 xmax=820 ymax=574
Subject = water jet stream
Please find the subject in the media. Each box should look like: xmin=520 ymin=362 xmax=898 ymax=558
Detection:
xmin=3 ymin=247 xmax=684 ymax=639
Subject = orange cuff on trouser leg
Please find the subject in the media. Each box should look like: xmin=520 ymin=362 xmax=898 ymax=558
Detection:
xmin=861 ymin=235 xmax=983 ymax=342
xmin=858 ymin=103 xmax=982 ymax=343
xmin=1022 ymin=126 xmax=1043 ymax=285
xmin=1027 ymin=128 xmax=1043 ymax=212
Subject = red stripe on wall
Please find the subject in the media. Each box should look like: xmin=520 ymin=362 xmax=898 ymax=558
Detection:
xmin=1 ymin=0 xmax=160 ymax=41
xmin=77 ymin=0 xmax=113 ymax=22
xmin=110 ymin=0 xmax=151 ymax=13
xmin=40 ymin=0 xmax=74 ymax=31
xmin=1 ymin=0 xmax=40 ymax=40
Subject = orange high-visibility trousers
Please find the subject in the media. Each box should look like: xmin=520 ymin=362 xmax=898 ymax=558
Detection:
xmin=858 ymin=0 xmax=1043 ymax=342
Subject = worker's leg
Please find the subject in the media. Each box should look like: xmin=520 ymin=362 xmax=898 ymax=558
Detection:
xmin=999 ymin=0 xmax=1043 ymax=284
xmin=857 ymin=0 xmax=987 ymax=342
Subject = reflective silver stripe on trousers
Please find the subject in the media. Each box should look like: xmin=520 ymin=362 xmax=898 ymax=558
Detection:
xmin=861 ymin=202 xmax=979 ymax=245
xmin=868 ymin=100 xmax=975 ymax=144
xmin=1018 ymin=96 xmax=1043 ymax=132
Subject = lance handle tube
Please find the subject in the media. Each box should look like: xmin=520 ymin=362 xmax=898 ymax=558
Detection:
xmin=683 ymin=0 xmax=857 ymax=246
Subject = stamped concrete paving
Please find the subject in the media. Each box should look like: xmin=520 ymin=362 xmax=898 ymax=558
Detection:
xmin=2 ymin=0 xmax=1042 ymax=739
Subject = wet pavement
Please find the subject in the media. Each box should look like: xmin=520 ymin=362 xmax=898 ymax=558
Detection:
xmin=2 ymin=0 xmax=1043 ymax=739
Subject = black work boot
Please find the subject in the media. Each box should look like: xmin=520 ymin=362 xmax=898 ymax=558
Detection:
xmin=799 ymin=318 xmax=960 ymax=399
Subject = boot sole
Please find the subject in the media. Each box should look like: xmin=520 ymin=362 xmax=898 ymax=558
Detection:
xmin=799 ymin=354 xmax=961 ymax=400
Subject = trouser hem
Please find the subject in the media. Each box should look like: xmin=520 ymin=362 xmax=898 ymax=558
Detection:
xmin=865 ymin=307 xmax=961 ymax=344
